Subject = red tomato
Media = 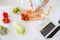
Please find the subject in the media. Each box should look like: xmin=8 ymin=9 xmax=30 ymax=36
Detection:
xmin=2 ymin=18 xmax=10 ymax=24
xmin=25 ymin=16 xmax=29 ymax=21
xmin=3 ymin=12 xmax=8 ymax=18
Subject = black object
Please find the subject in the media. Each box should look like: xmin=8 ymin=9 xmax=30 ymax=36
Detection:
xmin=47 ymin=26 xmax=60 ymax=38
xmin=40 ymin=22 xmax=55 ymax=36
xmin=58 ymin=20 xmax=60 ymax=24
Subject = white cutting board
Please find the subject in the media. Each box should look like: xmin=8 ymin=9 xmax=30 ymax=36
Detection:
xmin=0 ymin=0 xmax=60 ymax=40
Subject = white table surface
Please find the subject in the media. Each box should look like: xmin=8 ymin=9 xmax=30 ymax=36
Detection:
xmin=0 ymin=0 xmax=60 ymax=40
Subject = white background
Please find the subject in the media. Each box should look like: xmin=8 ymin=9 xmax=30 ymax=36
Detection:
xmin=0 ymin=0 xmax=60 ymax=40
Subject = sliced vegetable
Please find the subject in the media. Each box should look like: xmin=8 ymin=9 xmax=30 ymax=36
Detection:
xmin=21 ymin=10 xmax=32 ymax=21
xmin=21 ymin=13 xmax=29 ymax=21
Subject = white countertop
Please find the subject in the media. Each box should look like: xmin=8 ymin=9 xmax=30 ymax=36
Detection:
xmin=0 ymin=0 xmax=60 ymax=40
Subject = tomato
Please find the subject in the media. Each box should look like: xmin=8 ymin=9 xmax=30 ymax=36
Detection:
xmin=3 ymin=12 xmax=8 ymax=18
xmin=25 ymin=17 xmax=29 ymax=21
xmin=2 ymin=18 xmax=10 ymax=24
